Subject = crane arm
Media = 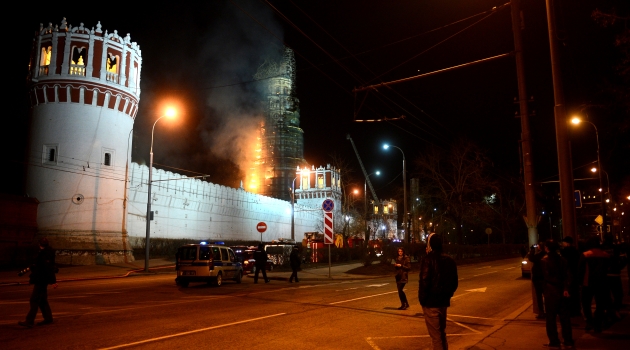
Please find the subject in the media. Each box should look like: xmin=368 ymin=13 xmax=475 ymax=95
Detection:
xmin=346 ymin=134 xmax=379 ymax=203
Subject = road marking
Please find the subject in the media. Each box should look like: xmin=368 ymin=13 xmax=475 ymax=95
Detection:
xmin=366 ymin=283 xmax=389 ymax=287
xmin=99 ymin=313 xmax=286 ymax=349
xmin=366 ymin=333 xmax=479 ymax=350
xmin=472 ymin=271 xmax=498 ymax=277
xmin=476 ymin=266 xmax=492 ymax=269
xmin=465 ymin=287 xmax=487 ymax=292
xmin=329 ymin=290 xmax=398 ymax=305
xmin=448 ymin=318 xmax=482 ymax=334
xmin=504 ymin=267 xmax=516 ymax=270
xmin=448 ymin=313 xmax=501 ymax=320
xmin=336 ymin=287 xmax=358 ymax=291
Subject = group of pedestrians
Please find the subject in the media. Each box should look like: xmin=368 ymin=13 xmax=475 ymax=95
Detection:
xmin=527 ymin=234 xmax=627 ymax=348
xmin=252 ymin=243 xmax=301 ymax=284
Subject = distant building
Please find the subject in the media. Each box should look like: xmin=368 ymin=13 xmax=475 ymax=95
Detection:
xmin=369 ymin=199 xmax=399 ymax=240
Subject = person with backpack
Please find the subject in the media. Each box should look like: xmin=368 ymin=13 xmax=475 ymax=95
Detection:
xmin=418 ymin=233 xmax=458 ymax=350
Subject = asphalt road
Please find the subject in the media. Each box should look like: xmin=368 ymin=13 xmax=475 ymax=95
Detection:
xmin=0 ymin=258 xmax=531 ymax=350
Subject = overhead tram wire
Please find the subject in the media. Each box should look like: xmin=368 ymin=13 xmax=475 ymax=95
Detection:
xmin=286 ymin=0 xmax=448 ymax=140
xmin=366 ymin=2 xmax=510 ymax=84
xmin=282 ymin=0 xmax=507 ymax=146
xmin=278 ymin=2 xmax=459 ymax=145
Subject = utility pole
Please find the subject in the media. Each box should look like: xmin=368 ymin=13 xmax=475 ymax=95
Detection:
xmin=545 ymin=0 xmax=577 ymax=241
xmin=511 ymin=0 xmax=539 ymax=247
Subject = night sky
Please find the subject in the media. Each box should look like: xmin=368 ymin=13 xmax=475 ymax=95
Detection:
xmin=6 ymin=1 xmax=629 ymax=210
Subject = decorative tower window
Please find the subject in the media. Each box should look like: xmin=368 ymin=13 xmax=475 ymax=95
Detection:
xmin=374 ymin=205 xmax=379 ymax=215
xmin=43 ymin=144 xmax=58 ymax=165
xmin=39 ymin=46 xmax=52 ymax=76
xmin=106 ymin=53 xmax=119 ymax=83
xmin=317 ymin=175 xmax=324 ymax=189
xmin=102 ymin=148 xmax=115 ymax=167
xmin=70 ymin=47 xmax=87 ymax=76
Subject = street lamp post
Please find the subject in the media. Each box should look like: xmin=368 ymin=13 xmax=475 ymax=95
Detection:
xmin=384 ymin=144 xmax=407 ymax=243
xmin=365 ymin=171 xmax=380 ymax=243
xmin=291 ymin=176 xmax=298 ymax=241
xmin=572 ymin=117 xmax=606 ymax=238
xmin=145 ymin=108 xmax=176 ymax=272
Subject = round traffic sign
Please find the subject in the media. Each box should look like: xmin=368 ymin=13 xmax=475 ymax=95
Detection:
xmin=256 ymin=222 xmax=267 ymax=233
xmin=322 ymin=199 xmax=335 ymax=212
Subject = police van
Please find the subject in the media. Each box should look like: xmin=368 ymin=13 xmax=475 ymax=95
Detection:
xmin=175 ymin=243 xmax=243 ymax=287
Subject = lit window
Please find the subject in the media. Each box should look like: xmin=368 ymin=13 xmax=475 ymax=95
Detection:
xmin=384 ymin=206 xmax=389 ymax=214
xmin=40 ymin=46 xmax=52 ymax=66
xmin=106 ymin=53 xmax=118 ymax=74
xmin=317 ymin=175 xmax=324 ymax=189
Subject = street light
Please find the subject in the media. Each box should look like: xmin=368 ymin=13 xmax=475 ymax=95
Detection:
xmin=383 ymin=144 xmax=408 ymax=243
xmin=291 ymin=175 xmax=298 ymax=241
xmin=365 ymin=171 xmax=380 ymax=243
xmin=572 ymin=116 xmax=606 ymax=237
xmin=145 ymin=108 xmax=176 ymax=272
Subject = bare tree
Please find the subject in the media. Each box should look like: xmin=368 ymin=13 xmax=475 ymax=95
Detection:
xmin=412 ymin=139 xmax=497 ymax=244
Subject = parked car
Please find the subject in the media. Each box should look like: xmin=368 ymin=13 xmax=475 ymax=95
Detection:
xmin=175 ymin=243 xmax=243 ymax=287
xmin=231 ymin=246 xmax=274 ymax=274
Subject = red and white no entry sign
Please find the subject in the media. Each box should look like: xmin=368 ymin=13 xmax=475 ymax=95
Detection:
xmin=256 ymin=222 xmax=267 ymax=233
xmin=324 ymin=212 xmax=334 ymax=244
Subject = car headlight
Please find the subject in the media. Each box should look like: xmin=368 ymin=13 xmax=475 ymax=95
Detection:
xmin=522 ymin=261 xmax=528 ymax=265
xmin=244 ymin=261 xmax=249 ymax=265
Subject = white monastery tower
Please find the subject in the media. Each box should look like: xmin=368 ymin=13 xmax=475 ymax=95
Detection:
xmin=26 ymin=18 xmax=141 ymax=264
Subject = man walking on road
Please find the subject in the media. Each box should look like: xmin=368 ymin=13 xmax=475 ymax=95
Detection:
xmin=253 ymin=243 xmax=269 ymax=284
xmin=18 ymin=238 xmax=58 ymax=328
xmin=419 ymin=233 xmax=458 ymax=350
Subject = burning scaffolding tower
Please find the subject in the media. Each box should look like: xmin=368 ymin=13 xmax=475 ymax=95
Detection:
xmin=252 ymin=48 xmax=306 ymax=201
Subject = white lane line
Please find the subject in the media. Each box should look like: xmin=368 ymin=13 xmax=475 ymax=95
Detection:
xmin=329 ymin=290 xmax=398 ymax=305
xmin=472 ymin=271 xmax=498 ymax=277
xmin=503 ymin=267 xmax=516 ymax=270
xmin=476 ymin=266 xmax=492 ymax=270
xmin=447 ymin=318 xmax=482 ymax=334
xmin=99 ymin=313 xmax=286 ymax=350
xmin=448 ymin=313 xmax=501 ymax=321
xmin=366 ymin=333 xmax=479 ymax=349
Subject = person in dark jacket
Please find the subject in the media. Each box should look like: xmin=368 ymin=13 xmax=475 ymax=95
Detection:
xmin=560 ymin=236 xmax=581 ymax=317
xmin=578 ymin=236 xmax=611 ymax=332
xmin=253 ymin=243 xmax=269 ymax=283
xmin=529 ymin=241 xmax=546 ymax=319
xmin=18 ymin=238 xmax=58 ymax=328
xmin=601 ymin=233 xmax=627 ymax=320
xmin=541 ymin=239 xmax=574 ymax=348
xmin=289 ymin=246 xmax=300 ymax=283
xmin=418 ymin=233 xmax=458 ymax=350
xmin=394 ymin=247 xmax=411 ymax=310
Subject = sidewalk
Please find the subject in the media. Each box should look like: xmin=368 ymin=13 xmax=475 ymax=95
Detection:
xmin=0 ymin=258 xmax=177 ymax=286
xmin=0 ymin=259 xmax=380 ymax=286
xmin=465 ymin=272 xmax=630 ymax=350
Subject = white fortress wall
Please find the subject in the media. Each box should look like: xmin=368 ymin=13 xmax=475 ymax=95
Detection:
xmin=126 ymin=163 xmax=321 ymax=242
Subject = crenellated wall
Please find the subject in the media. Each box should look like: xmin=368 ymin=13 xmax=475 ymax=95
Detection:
xmin=125 ymin=163 xmax=322 ymax=244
